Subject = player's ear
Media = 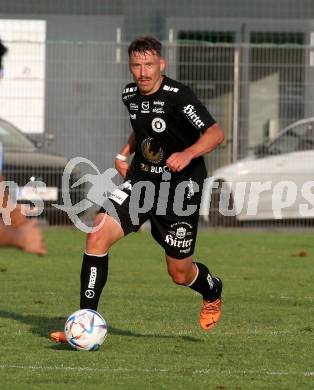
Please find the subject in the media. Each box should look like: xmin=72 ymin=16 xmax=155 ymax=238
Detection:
xmin=160 ymin=57 xmax=166 ymax=73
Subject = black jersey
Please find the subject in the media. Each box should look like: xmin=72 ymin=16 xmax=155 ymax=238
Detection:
xmin=122 ymin=76 xmax=216 ymax=182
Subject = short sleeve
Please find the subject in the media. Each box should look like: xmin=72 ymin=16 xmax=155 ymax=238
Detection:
xmin=177 ymin=86 xmax=216 ymax=133
xmin=122 ymin=84 xmax=138 ymax=106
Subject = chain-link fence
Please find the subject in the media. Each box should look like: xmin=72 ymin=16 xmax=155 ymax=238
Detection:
xmin=0 ymin=37 xmax=314 ymax=227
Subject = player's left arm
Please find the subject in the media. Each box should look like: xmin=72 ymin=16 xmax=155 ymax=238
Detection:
xmin=166 ymin=86 xmax=224 ymax=172
xmin=166 ymin=124 xmax=224 ymax=172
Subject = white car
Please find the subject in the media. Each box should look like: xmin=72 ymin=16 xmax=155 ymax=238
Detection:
xmin=200 ymin=118 xmax=314 ymax=225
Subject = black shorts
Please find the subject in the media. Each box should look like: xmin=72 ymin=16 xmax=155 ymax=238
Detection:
xmin=99 ymin=169 xmax=205 ymax=259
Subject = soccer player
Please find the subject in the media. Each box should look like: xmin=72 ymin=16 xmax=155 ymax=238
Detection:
xmin=50 ymin=36 xmax=224 ymax=343
xmin=0 ymin=141 xmax=47 ymax=256
xmin=0 ymin=43 xmax=46 ymax=256
xmin=0 ymin=217 xmax=47 ymax=255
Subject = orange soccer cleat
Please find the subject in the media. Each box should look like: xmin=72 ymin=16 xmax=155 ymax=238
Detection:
xmin=49 ymin=331 xmax=68 ymax=344
xmin=199 ymin=298 xmax=222 ymax=330
xmin=199 ymin=277 xmax=222 ymax=331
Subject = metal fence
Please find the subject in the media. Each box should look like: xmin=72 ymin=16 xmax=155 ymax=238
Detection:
xmin=1 ymin=40 xmax=314 ymax=227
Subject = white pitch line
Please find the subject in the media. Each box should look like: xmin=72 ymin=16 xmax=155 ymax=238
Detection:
xmin=0 ymin=364 xmax=167 ymax=373
xmin=0 ymin=364 xmax=313 ymax=377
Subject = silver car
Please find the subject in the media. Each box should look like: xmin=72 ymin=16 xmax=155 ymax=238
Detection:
xmin=0 ymin=117 xmax=85 ymax=224
xmin=201 ymin=118 xmax=314 ymax=225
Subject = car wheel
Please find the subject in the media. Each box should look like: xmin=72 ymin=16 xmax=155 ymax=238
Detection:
xmin=209 ymin=180 xmax=238 ymax=227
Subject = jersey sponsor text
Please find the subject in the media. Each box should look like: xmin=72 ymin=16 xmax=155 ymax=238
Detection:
xmin=183 ymin=104 xmax=205 ymax=129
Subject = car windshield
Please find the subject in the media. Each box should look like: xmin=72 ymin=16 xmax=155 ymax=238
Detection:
xmin=265 ymin=121 xmax=314 ymax=156
xmin=0 ymin=120 xmax=36 ymax=151
xmin=267 ymin=129 xmax=300 ymax=155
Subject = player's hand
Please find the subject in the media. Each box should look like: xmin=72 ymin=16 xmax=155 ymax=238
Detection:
xmin=9 ymin=204 xmax=28 ymax=227
xmin=166 ymin=151 xmax=192 ymax=172
xmin=16 ymin=219 xmax=47 ymax=256
xmin=115 ymin=159 xmax=129 ymax=179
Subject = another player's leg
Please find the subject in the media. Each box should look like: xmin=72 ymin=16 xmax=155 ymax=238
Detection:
xmin=50 ymin=213 xmax=124 ymax=344
xmin=166 ymin=255 xmax=222 ymax=330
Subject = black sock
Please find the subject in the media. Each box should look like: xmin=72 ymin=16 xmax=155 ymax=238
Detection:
xmin=188 ymin=262 xmax=222 ymax=302
xmin=80 ymin=252 xmax=109 ymax=310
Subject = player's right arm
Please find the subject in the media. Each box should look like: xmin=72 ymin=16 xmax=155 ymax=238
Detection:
xmin=115 ymin=131 xmax=136 ymax=178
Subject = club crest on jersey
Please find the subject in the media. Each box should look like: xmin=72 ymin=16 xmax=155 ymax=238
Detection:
xmin=141 ymin=137 xmax=164 ymax=164
xmin=151 ymin=117 xmax=166 ymax=133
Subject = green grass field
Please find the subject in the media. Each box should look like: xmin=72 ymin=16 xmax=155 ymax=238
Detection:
xmin=0 ymin=228 xmax=313 ymax=389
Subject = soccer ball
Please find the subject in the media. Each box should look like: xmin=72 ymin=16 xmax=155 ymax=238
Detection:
xmin=64 ymin=309 xmax=108 ymax=351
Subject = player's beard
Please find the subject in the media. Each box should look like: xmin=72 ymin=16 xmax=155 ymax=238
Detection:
xmin=138 ymin=78 xmax=152 ymax=93
xmin=138 ymin=76 xmax=162 ymax=95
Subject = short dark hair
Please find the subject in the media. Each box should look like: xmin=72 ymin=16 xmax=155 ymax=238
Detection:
xmin=128 ymin=36 xmax=162 ymax=57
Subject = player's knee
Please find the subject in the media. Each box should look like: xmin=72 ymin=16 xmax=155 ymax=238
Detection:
xmin=168 ymin=268 xmax=189 ymax=285
xmin=86 ymin=232 xmax=109 ymax=255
